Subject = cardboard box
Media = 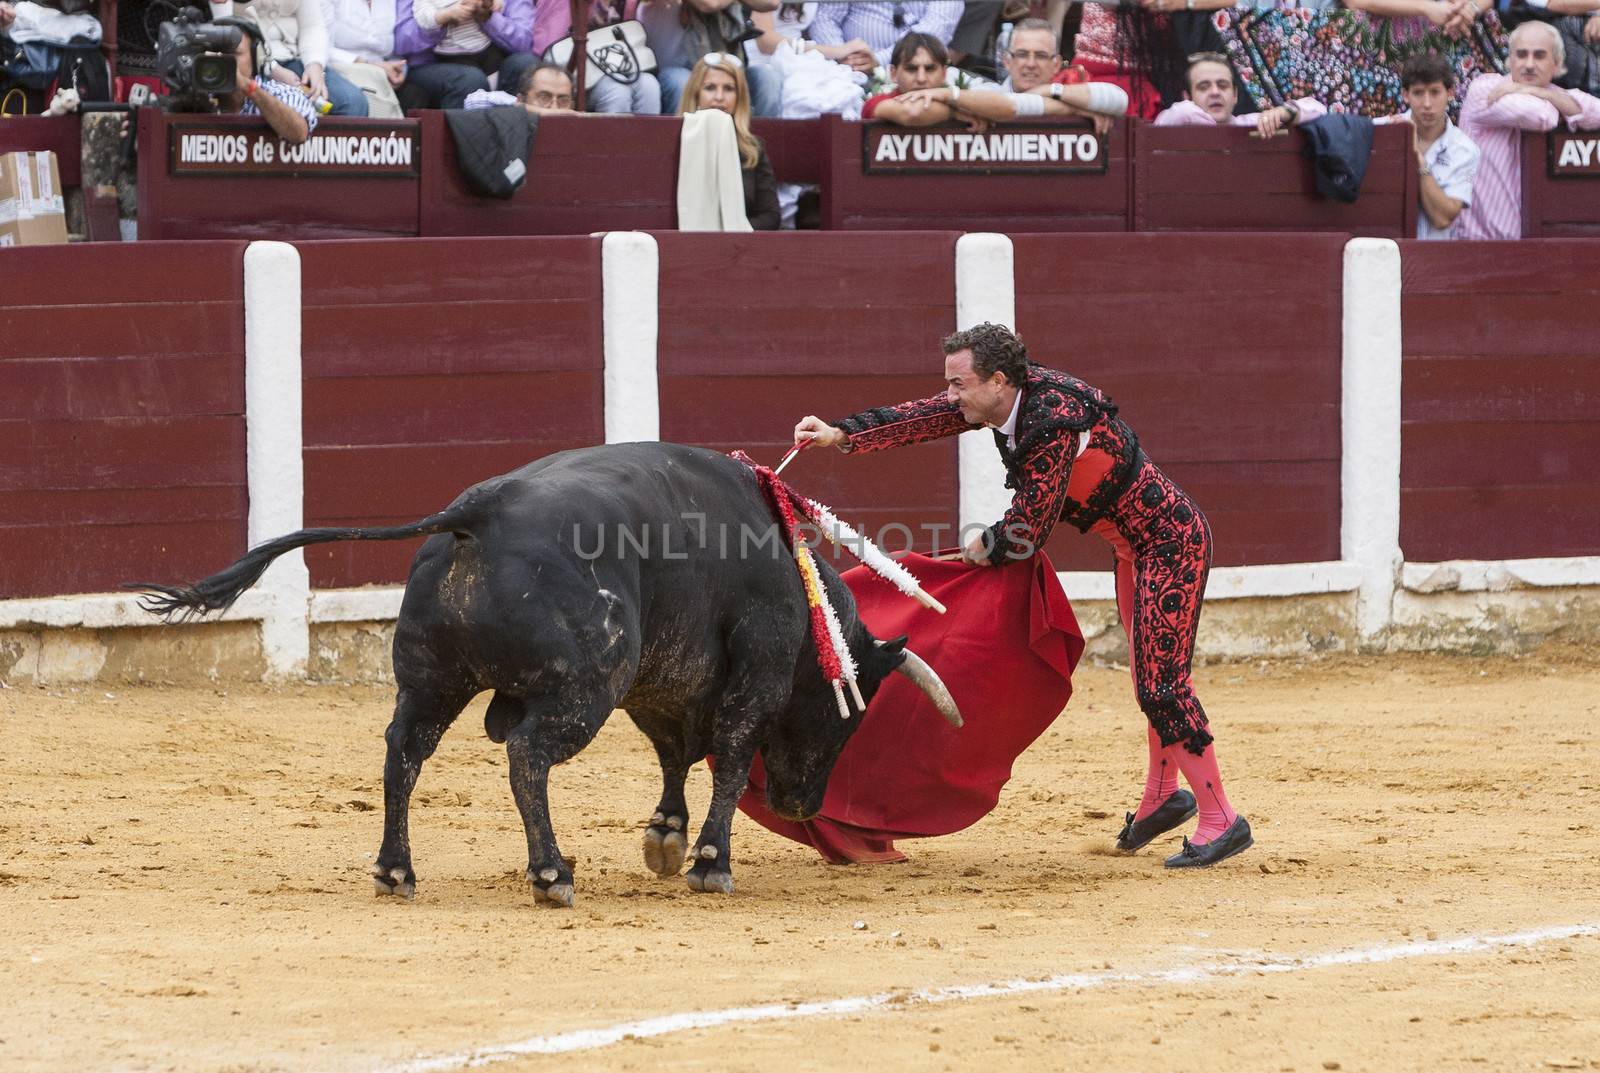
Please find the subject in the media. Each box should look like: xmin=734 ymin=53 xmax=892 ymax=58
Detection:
xmin=0 ymin=151 xmax=69 ymax=247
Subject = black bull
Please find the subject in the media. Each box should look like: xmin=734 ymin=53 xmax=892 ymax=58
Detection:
xmin=136 ymin=443 xmax=962 ymax=905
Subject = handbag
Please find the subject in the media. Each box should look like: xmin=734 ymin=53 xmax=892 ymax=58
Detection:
xmin=1 ymin=37 xmax=64 ymax=90
xmin=543 ymin=20 xmax=656 ymax=90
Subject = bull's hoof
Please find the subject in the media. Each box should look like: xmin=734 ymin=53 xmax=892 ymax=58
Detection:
xmin=527 ymin=865 xmax=576 ymax=908
xmin=686 ymin=846 xmax=733 ymax=894
xmin=685 ymin=864 xmax=734 ymax=894
xmin=643 ymin=813 xmax=688 ymax=877
xmin=371 ymin=863 xmax=415 ymax=900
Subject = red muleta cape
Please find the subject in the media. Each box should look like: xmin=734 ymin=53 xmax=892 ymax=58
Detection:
xmin=737 ymin=551 xmax=1084 ymax=863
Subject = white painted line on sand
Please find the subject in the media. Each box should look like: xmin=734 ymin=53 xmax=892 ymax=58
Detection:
xmin=386 ymin=921 xmax=1599 ymax=1073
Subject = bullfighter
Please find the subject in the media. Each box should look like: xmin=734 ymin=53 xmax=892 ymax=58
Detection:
xmin=793 ymin=322 xmax=1253 ymax=868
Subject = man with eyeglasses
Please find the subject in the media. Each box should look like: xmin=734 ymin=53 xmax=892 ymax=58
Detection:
xmin=997 ymin=18 xmax=1069 ymax=92
xmin=1153 ymin=52 xmax=1324 ymax=139
xmin=519 ymin=62 xmax=577 ymax=113
xmin=889 ymin=20 xmax=1129 ymax=133
xmin=465 ymin=60 xmax=577 ymax=112
xmin=1457 ymin=20 xmax=1600 ymax=239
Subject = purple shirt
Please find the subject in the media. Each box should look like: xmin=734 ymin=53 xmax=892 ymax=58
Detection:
xmin=531 ymin=0 xmax=637 ymax=58
xmin=394 ymin=0 xmax=534 ymax=66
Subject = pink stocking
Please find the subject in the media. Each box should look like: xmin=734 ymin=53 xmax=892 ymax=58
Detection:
xmin=1134 ymin=725 xmax=1181 ymax=821
xmin=1172 ymin=743 xmax=1237 ymax=844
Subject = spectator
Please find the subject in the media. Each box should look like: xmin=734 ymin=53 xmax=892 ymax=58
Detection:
xmin=947 ymin=1 xmax=1003 ymax=70
xmin=807 ymin=0 xmax=965 ymax=70
xmin=394 ymin=0 xmax=540 ymax=110
xmin=1388 ymin=51 xmax=1481 ymax=239
xmin=895 ymin=24 xmax=1130 ymax=133
xmin=639 ymin=0 xmax=784 ymax=116
xmin=995 ymin=17 xmax=1069 ymax=91
xmin=680 ymin=52 xmax=779 ymax=228
xmin=1068 ymin=3 xmax=1192 ymax=119
xmin=1212 ymin=0 xmax=1507 ymax=118
xmin=1458 ymin=20 xmax=1600 ymax=238
xmin=212 ymin=0 xmax=370 ymax=115
xmin=748 ymin=2 xmax=874 ymax=72
xmin=414 ymin=0 xmax=507 ymax=71
xmin=1153 ymin=51 xmax=1325 ymax=136
xmin=1516 ymin=0 xmax=1600 ymax=96
xmin=214 ymin=16 xmax=318 ymax=142
xmin=465 ymin=58 xmax=578 ymax=111
xmin=859 ymin=31 xmax=962 ymax=124
xmin=531 ymin=0 xmax=660 ymax=113
xmin=323 ymin=0 xmax=406 ymax=118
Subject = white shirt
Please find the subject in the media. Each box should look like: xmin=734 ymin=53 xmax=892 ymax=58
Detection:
xmin=1408 ymin=113 xmax=1481 ymax=241
xmin=323 ymin=0 xmax=397 ymax=66
xmin=994 ymin=389 xmax=1022 ymax=449
xmin=992 ymin=387 xmax=1089 ymax=456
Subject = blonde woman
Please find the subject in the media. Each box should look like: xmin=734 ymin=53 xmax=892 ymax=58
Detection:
xmin=679 ymin=53 xmax=780 ymax=230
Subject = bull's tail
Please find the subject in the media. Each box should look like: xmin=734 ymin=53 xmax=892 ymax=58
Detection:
xmin=128 ymin=499 xmax=485 ymax=622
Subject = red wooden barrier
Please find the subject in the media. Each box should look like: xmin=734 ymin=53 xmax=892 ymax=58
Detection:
xmin=652 ymin=231 xmax=961 ymax=553
xmin=137 ymin=111 xmax=421 ymax=240
xmin=0 ymin=115 xmax=82 ymax=186
xmin=1400 ymin=240 xmax=1600 ymax=562
xmin=1012 ymin=232 xmax=1347 ymax=571
xmin=1520 ymin=130 xmax=1600 ymax=238
xmin=1133 ymin=121 xmax=1419 ymax=238
xmin=752 ymin=117 xmax=826 ymax=186
xmin=296 ymin=237 xmax=606 ymax=587
xmin=0 ymin=242 xmax=248 ymax=598
xmin=823 ymin=114 xmax=1132 ymax=232
xmin=417 ymin=110 xmax=679 ymax=236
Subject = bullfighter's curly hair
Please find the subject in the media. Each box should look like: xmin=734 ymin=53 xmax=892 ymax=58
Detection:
xmin=940 ymin=322 xmax=1029 ymax=386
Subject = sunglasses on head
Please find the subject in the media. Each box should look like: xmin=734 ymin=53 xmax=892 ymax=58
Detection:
xmin=701 ymin=51 xmax=744 ymax=68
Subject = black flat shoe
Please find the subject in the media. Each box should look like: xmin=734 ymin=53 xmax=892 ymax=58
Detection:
xmin=1114 ymin=788 xmax=1197 ymax=853
xmin=1164 ymin=815 xmax=1253 ymax=869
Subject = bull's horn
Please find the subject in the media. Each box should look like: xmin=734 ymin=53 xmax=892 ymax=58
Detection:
xmin=892 ymin=648 xmax=963 ymax=728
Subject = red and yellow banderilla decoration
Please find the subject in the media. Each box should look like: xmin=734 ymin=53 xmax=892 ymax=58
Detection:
xmin=733 ymin=450 xmax=945 ymax=721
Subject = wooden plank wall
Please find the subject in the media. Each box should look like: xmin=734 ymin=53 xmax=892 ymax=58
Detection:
xmin=823 ymin=115 xmax=1133 ymax=233
xmin=0 ymin=242 xmax=248 ymax=598
xmin=1012 ymin=233 xmax=1346 ymax=571
xmin=653 ymin=231 xmax=961 ymax=556
xmin=0 ymin=115 xmax=83 ymax=186
xmin=137 ymin=112 xmax=421 ymax=241
xmin=1519 ymin=132 xmax=1600 ymax=239
xmin=417 ymin=110 xmax=680 ymax=237
xmin=296 ymin=237 xmax=606 ymax=587
xmin=1133 ymin=121 xmax=1418 ymax=238
xmin=1399 ymin=240 xmax=1600 ymax=562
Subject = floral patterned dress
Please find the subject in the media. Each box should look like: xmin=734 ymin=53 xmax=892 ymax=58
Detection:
xmin=1217 ymin=0 xmax=1507 ymax=118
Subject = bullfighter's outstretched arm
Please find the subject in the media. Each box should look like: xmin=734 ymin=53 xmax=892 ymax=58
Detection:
xmin=828 ymin=394 xmax=979 ymax=453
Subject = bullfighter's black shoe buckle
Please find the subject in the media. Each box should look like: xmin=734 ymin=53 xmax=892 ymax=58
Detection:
xmin=1114 ymin=788 xmax=1198 ymax=853
xmin=1164 ymin=815 xmax=1254 ymax=869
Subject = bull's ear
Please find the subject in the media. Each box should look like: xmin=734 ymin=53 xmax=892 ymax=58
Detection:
xmin=873 ymin=634 xmax=909 ymax=656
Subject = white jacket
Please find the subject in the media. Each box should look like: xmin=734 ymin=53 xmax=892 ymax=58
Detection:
xmin=210 ymin=0 xmax=330 ymax=67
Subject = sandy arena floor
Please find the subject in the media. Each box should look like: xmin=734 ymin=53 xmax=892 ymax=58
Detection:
xmin=3 ymin=653 xmax=1599 ymax=1073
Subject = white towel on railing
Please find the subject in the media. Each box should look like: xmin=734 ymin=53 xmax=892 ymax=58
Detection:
xmin=6 ymin=1 xmax=101 ymax=45
xmin=676 ymin=109 xmax=753 ymax=233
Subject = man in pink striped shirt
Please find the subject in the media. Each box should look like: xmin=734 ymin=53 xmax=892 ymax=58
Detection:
xmin=1458 ymin=21 xmax=1600 ymax=240
xmin=1153 ymin=53 xmax=1326 ymax=135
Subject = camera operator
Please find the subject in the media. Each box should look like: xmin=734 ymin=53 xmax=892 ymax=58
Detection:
xmin=214 ymin=16 xmax=319 ymax=143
